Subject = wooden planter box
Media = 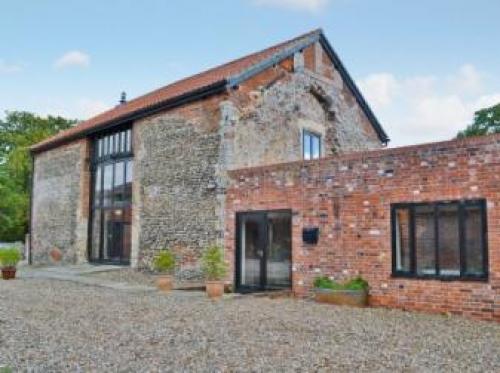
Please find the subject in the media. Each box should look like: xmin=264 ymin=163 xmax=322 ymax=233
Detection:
xmin=314 ymin=288 xmax=368 ymax=307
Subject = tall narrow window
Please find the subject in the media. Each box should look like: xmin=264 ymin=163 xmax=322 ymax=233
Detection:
xmin=415 ymin=205 xmax=436 ymax=275
xmin=303 ymin=130 xmax=321 ymax=160
xmin=392 ymin=200 xmax=488 ymax=280
xmin=438 ymin=204 xmax=460 ymax=276
xmin=394 ymin=208 xmax=411 ymax=272
xmin=90 ymin=126 xmax=133 ymax=264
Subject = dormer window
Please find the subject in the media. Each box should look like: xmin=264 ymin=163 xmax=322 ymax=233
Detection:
xmin=303 ymin=130 xmax=321 ymax=160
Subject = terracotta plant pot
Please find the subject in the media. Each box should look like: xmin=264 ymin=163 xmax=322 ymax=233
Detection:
xmin=156 ymin=275 xmax=174 ymax=292
xmin=1 ymin=267 xmax=16 ymax=280
xmin=205 ymin=281 xmax=225 ymax=299
xmin=314 ymin=288 xmax=368 ymax=307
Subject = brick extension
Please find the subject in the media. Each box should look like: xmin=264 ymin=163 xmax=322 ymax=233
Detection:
xmin=225 ymin=134 xmax=500 ymax=322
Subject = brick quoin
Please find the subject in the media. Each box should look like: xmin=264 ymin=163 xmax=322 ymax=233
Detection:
xmin=225 ymin=134 xmax=500 ymax=322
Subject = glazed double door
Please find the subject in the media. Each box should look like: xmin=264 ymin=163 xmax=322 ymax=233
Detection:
xmin=236 ymin=211 xmax=292 ymax=292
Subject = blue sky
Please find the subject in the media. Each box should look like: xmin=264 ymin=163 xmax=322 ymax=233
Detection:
xmin=1 ymin=0 xmax=499 ymax=146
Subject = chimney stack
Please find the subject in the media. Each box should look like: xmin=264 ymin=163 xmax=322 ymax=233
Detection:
xmin=119 ymin=91 xmax=127 ymax=105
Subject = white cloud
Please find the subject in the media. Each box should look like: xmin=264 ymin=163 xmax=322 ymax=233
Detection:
xmin=76 ymin=98 xmax=110 ymax=118
xmin=357 ymin=64 xmax=500 ymax=146
xmin=0 ymin=59 xmax=22 ymax=74
xmin=357 ymin=73 xmax=398 ymax=109
xmin=54 ymin=50 xmax=90 ymax=69
xmin=252 ymin=0 xmax=329 ymax=12
xmin=29 ymin=98 xmax=110 ymax=120
xmin=447 ymin=64 xmax=482 ymax=95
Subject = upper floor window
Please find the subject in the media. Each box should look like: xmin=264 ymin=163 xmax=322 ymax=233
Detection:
xmin=95 ymin=128 xmax=132 ymax=161
xmin=391 ymin=199 xmax=488 ymax=281
xmin=303 ymin=130 xmax=321 ymax=160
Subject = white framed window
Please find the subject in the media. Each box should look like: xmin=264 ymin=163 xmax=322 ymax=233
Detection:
xmin=303 ymin=130 xmax=321 ymax=160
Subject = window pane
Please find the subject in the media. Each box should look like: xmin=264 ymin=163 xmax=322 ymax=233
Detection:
xmin=438 ymin=204 xmax=460 ymax=276
xmin=125 ymin=160 xmax=133 ymax=203
xmin=103 ymin=164 xmax=113 ymax=206
xmin=120 ymin=131 xmax=126 ymax=153
xmin=312 ymin=135 xmax=320 ymax=159
xmin=114 ymin=133 xmax=120 ymax=154
xmin=98 ymin=138 xmax=103 ymax=158
xmin=266 ymin=212 xmax=292 ymax=287
xmin=113 ymin=161 xmax=125 ymax=204
xmin=464 ymin=203 xmax=485 ymax=275
xmin=415 ymin=205 xmax=436 ymax=275
xmin=102 ymin=210 xmax=112 ymax=260
xmin=394 ymin=208 xmax=411 ymax=272
xmin=91 ymin=211 xmax=101 ymax=260
xmin=103 ymin=137 xmax=109 ymax=156
xmin=303 ymin=133 xmax=311 ymax=160
xmin=109 ymin=135 xmax=114 ymax=155
xmin=126 ymin=129 xmax=132 ymax=152
xmin=121 ymin=208 xmax=132 ymax=262
xmin=94 ymin=166 xmax=102 ymax=206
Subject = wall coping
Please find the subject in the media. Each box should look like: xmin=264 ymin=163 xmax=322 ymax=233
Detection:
xmin=228 ymin=133 xmax=500 ymax=177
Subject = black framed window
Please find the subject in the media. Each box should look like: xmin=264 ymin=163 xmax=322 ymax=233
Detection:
xmin=391 ymin=199 xmax=488 ymax=280
xmin=303 ymin=130 xmax=321 ymax=160
xmin=89 ymin=126 xmax=133 ymax=264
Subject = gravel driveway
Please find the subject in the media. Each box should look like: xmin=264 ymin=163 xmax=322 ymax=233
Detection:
xmin=0 ymin=278 xmax=499 ymax=372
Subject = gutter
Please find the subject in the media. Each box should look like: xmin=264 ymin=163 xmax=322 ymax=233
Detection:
xmin=31 ymin=79 xmax=229 ymax=154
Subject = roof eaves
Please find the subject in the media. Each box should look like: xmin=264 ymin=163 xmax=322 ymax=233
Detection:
xmin=30 ymin=79 xmax=228 ymax=154
xmin=318 ymin=33 xmax=390 ymax=144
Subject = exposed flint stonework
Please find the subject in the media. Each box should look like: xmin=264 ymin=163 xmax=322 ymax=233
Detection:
xmin=132 ymin=96 xmax=223 ymax=280
xmin=225 ymin=64 xmax=381 ymax=171
xmin=31 ymin=140 xmax=89 ymax=264
xmin=30 ymin=40 xmax=384 ymax=278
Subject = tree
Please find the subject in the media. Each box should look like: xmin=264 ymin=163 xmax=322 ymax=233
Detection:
xmin=457 ymin=103 xmax=500 ymax=138
xmin=0 ymin=111 xmax=76 ymax=241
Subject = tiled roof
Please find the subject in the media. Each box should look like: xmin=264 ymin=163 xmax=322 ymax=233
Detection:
xmin=31 ymin=29 xmax=388 ymax=152
xmin=31 ymin=30 xmax=322 ymax=152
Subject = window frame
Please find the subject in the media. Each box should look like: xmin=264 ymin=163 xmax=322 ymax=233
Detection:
xmin=391 ymin=199 xmax=488 ymax=281
xmin=302 ymin=130 xmax=321 ymax=160
xmin=88 ymin=125 xmax=133 ymax=265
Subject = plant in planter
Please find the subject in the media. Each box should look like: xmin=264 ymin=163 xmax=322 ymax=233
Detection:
xmin=0 ymin=247 xmax=22 ymax=280
xmin=201 ymin=244 xmax=228 ymax=299
xmin=313 ymin=276 xmax=369 ymax=307
xmin=152 ymin=250 xmax=176 ymax=292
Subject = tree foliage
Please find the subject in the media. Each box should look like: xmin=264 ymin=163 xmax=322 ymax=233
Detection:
xmin=0 ymin=111 xmax=76 ymax=241
xmin=457 ymin=103 xmax=500 ymax=138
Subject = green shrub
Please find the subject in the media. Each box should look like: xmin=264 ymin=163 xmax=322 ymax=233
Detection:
xmin=201 ymin=244 xmax=228 ymax=281
xmin=152 ymin=250 xmax=175 ymax=274
xmin=0 ymin=247 xmax=21 ymax=268
xmin=313 ymin=276 xmax=368 ymax=291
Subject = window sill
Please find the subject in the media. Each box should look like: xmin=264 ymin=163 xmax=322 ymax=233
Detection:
xmin=391 ymin=273 xmax=488 ymax=283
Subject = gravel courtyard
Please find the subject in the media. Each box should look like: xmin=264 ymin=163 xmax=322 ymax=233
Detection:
xmin=1 ymin=278 xmax=499 ymax=372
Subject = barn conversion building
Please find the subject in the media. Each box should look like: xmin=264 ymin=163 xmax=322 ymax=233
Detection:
xmin=30 ymin=29 xmax=499 ymax=321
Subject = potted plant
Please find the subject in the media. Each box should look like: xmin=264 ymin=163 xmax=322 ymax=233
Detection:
xmin=201 ymin=244 xmax=228 ymax=299
xmin=0 ymin=247 xmax=22 ymax=280
xmin=313 ymin=276 xmax=369 ymax=307
xmin=152 ymin=250 xmax=176 ymax=292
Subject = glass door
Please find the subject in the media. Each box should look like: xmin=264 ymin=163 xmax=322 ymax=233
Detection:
xmin=237 ymin=212 xmax=266 ymax=291
xmin=236 ymin=211 xmax=292 ymax=292
xmin=266 ymin=212 xmax=292 ymax=288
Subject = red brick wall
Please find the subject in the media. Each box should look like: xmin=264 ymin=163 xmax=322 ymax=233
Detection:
xmin=225 ymin=135 xmax=500 ymax=321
